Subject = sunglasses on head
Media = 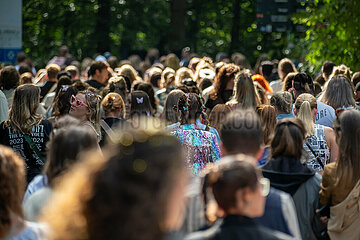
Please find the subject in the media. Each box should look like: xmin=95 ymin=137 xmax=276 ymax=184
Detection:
xmin=70 ymin=95 xmax=88 ymax=108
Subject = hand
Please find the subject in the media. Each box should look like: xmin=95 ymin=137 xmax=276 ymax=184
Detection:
xmin=316 ymin=209 xmax=329 ymax=224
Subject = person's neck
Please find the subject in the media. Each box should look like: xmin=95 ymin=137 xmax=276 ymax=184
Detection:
xmin=184 ymin=118 xmax=197 ymax=125
xmin=105 ymin=112 xmax=120 ymax=119
xmin=90 ymin=76 xmax=102 ymax=83
xmin=48 ymin=77 xmax=57 ymax=83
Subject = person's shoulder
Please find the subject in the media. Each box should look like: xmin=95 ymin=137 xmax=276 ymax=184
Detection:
xmin=40 ymin=119 xmax=53 ymax=128
xmin=258 ymin=225 xmax=295 ymax=240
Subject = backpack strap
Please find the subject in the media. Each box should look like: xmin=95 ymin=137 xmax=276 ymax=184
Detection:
xmin=305 ymin=140 xmax=325 ymax=170
xmin=100 ymin=119 xmax=116 ymax=142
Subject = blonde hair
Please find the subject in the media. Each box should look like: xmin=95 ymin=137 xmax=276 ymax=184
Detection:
xmin=161 ymin=67 xmax=175 ymax=88
xmin=46 ymin=64 xmax=61 ymax=79
xmin=101 ymin=92 xmax=125 ymax=118
xmin=80 ymin=90 xmax=102 ymax=138
xmin=329 ymin=64 xmax=352 ymax=81
xmin=116 ymin=64 xmax=138 ymax=85
xmin=295 ymin=93 xmax=317 ymax=138
xmin=4 ymin=84 xmax=43 ymax=134
xmin=175 ymin=67 xmax=193 ymax=86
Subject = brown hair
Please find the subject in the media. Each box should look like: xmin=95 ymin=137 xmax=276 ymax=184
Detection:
xmin=334 ymin=110 xmax=360 ymax=187
xmin=4 ymin=84 xmax=43 ymax=134
xmin=211 ymin=64 xmax=240 ymax=100
xmin=203 ymin=156 xmax=259 ymax=216
xmin=162 ymin=90 xmax=184 ymax=124
xmin=20 ymin=72 xmax=33 ymax=85
xmin=278 ymin=58 xmax=296 ymax=80
xmin=101 ymin=92 xmax=125 ymax=118
xmin=209 ymin=104 xmax=231 ymax=133
xmin=46 ymin=64 xmax=61 ymax=79
xmin=270 ymin=91 xmax=293 ymax=114
xmin=88 ymin=61 xmax=108 ymax=77
xmin=0 ymin=66 xmax=20 ymax=90
xmin=282 ymin=72 xmax=297 ymax=91
xmin=175 ymin=67 xmax=193 ymax=86
xmin=41 ymin=122 xmax=184 ymax=240
xmin=256 ymin=105 xmax=277 ymax=146
xmin=271 ymin=118 xmax=305 ymax=160
xmin=0 ymin=145 xmax=25 ymax=238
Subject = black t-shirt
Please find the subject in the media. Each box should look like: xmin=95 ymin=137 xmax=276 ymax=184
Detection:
xmin=0 ymin=120 xmax=52 ymax=182
xmin=40 ymin=81 xmax=56 ymax=99
xmin=86 ymin=79 xmax=105 ymax=90
xmin=99 ymin=117 xmax=124 ymax=147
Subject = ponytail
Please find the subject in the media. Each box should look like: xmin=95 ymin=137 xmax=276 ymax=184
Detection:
xmin=298 ymin=100 xmax=315 ymax=138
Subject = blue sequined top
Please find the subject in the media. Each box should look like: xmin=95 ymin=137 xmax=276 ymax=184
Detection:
xmin=170 ymin=124 xmax=221 ymax=175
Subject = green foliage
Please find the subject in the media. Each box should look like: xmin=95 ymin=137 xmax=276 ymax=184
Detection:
xmin=293 ymin=0 xmax=360 ymax=73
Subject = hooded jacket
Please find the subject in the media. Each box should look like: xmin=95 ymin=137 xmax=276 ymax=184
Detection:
xmin=262 ymin=156 xmax=326 ymax=240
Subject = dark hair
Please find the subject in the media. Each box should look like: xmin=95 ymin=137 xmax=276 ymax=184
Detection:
xmin=333 ymin=110 xmax=360 ymax=187
xmin=45 ymin=126 xmax=98 ymax=186
xmin=150 ymin=72 xmax=161 ymax=88
xmin=203 ymin=157 xmax=259 ymax=215
xmin=292 ymin=72 xmax=314 ymax=97
xmin=163 ymin=90 xmax=184 ymax=123
xmin=53 ymin=86 xmax=78 ymax=117
xmin=107 ymin=56 xmax=118 ymax=70
xmin=130 ymin=90 xmax=152 ymax=118
xmin=18 ymin=64 xmax=32 ymax=75
xmin=351 ymin=72 xmax=360 ymax=88
xmin=56 ymin=76 xmax=72 ymax=95
xmin=89 ymin=61 xmax=108 ymax=77
xmin=177 ymin=93 xmax=209 ymax=128
xmin=137 ymin=83 xmax=157 ymax=113
xmin=16 ymin=52 xmax=27 ymax=63
xmin=0 ymin=66 xmax=20 ymax=90
xmin=322 ymin=61 xmax=336 ymax=79
xmin=212 ymin=64 xmax=240 ymax=101
xmin=314 ymin=75 xmax=325 ymax=86
xmin=220 ymin=109 xmax=262 ymax=155
xmin=260 ymin=61 xmax=273 ymax=77
xmin=271 ymin=118 xmax=305 ymax=160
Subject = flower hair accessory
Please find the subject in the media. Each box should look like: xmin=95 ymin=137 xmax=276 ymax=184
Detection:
xmin=136 ymin=97 xmax=143 ymax=104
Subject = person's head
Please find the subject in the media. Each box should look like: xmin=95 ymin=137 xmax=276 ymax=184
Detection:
xmin=203 ymin=156 xmax=268 ymax=220
xmin=116 ymin=64 xmax=138 ymax=88
xmin=220 ymin=109 xmax=262 ymax=157
xmin=256 ymin=105 xmax=277 ymax=146
xmin=329 ymin=64 xmax=352 ymax=82
xmin=209 ymin=104 xmax=231 ymax=133
xmin=53 ymin=86 xmax=78 ymax=117
xmin=228 ymin=70 xmax=257 ymax=110
xmin=160 ymin=67 xmax=176 ymax=89
xmin=162 ymin=90 xmax=184 ymax=124
xmin=69 ymin=89 xmax=101 ymax=133
xmin=314 ymin=75 xmax=325 ymax=87
xmin=333 ymin=110 xmax=360 ymax=186
xmin=270 ymin=91 xmax=293 ymax=115
xmin=271 ymin=118 xmax=305 ymax=160
xmin=177 ymin=93 xmax=208 ymax=127
xmin=64 ymin=65 xmax=80 ymax=80
xmin=18 ymin=63 xmax=32 ymax=76
xmin=16 ymin=51 xmax=27 ymax=64
xmin=6 ymin=84 xmax=42 ymax=134
xmin=105 ymin=76 xmax=128 ymax=103
xmin=137 ymin=83 xmax=157 ymax=113
xmin=165 ymin=53 xmax=180 ymax=71
xmin=294 ymin=93 xmax=317 ymax=138
xmin=0 ymin=66 xmax=20 ymax=90
xmin=0 ymin=145 xmax=26 ymax=238
xmin=55 ymin=76 xmax=72 ymax=96
xmin=231 ymin=52 xmax=251 ymax=69
xmin=189 ymin=57 xmax=201 ymax=73
xmin=174 ymin=67 xmax=193 ymax=86
xmin=355 ymin=82 xmax=360 ymax=101
xmin=101 ymin=92 xmax=125 ymax=119
xmin=89 ymin=61 xmax=108 ymax=84
xmin=46 ymin=64 xmax=61 ymax=81
xmin=292 ymin=72 xmax=314 ymax=99
xmin=321 ymin=61 xmax=336 ymax=81
xmin=130 ymin=90 xmax=152 ymax=118
xmin=351 ymin=72 xmax=360 ymax=88
xmin=278 ymin=58 xmax=296 ymax=80
xmin=19 ymin=72 xmax=33 ymax=85
xmin=323 ymin=74 xmax=355 ymax=110
xmin=282 ymin=72 xmax=297 ymax=91
xmin=107 ymin=56 xmax=118 ymax=70
xmin=58 ymin=45 xmax=69 ymax=57
xmin=45 ymin=126 xmax=98 ymax=187
xmin=41 ymin=122 xmax=187 ymax=239
xmin=259 ymin=61 xmax=273 ymax=80
xmin=213 ymin=64 xmax=240 ymax=100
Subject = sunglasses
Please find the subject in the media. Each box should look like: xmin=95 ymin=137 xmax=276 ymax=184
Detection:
xmin=70 ymin=95 xmax=88 ymax=108
xmin=259 ymin=177 xmax=270 ymax=197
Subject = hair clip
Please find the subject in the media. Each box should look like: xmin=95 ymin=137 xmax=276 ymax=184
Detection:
xmin=136 ymin=97 xmax=143 ymax=104
xmin=183 ymin=106 xmax=189 ymax=111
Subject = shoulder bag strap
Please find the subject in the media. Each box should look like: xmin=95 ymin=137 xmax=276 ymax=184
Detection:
xmin=23 ymin=134 xmax=45 ymax=162
xmin=100 ymin=119 xmax=116 ymax=142
xmin=305 ymin=141 xmax=324 ymax=170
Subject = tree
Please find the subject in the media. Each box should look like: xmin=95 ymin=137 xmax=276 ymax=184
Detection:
xmin=293 ymin=0 xmax=360 ymax=73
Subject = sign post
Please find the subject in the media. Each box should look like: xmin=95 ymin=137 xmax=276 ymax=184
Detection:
xmin=0 ymin=0 xmax=22 ymax=64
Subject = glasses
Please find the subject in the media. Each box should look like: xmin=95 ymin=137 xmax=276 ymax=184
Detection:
xmin=259 ymin=178 xmax=270 ymax=197
xmin=335 ymin=105 xmax=354 ymax=117
xmin=70 ymin=95 xmax=88 ymax=108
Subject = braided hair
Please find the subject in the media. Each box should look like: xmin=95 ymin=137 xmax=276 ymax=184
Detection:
xmin=177 ymin=93 xmax=210 ymax=130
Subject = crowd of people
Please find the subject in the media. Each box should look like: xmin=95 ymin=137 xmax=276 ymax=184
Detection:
xmin=1 ymin=46 xmax=360 ymax=240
